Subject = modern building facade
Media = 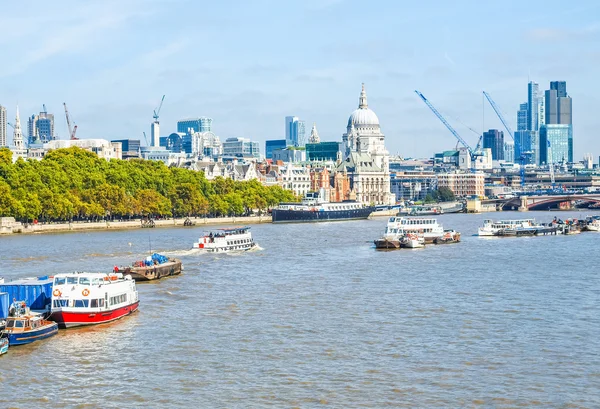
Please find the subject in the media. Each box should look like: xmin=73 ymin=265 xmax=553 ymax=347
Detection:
xmin=482 ymin=129 xmax=504 ymax=161
xmin=390 ymin=171 xmax=437 ymax=202
xmin=551 ymin=81 xmax=567 ymax=97
xmin=540 ymin=124 xmax=573 ymax=164
xmin=437 ymin=171 xmax=485 ymax=197
xmin=306 ymin=141 xmax=340 ymax=162
xmin=285 ymin=116 xmax=306 ymax=147
xmin=222 ymin=137 xmax=260 ymax=159
xmin=0 ymin=105 xmax=6 ymax=147
xmin=177 ymin=117 xmax=212 ymax=134
xmin=265 ymin=139 xmax=286 ymax=159
xmin=527 ymin=81 xmax=539 ymax=132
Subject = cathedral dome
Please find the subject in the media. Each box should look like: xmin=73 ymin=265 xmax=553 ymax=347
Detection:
xmin=347 ymin=83 xmax=380 ymax=128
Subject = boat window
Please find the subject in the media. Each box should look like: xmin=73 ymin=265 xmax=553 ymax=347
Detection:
xmin=67 ymin=277 xmax=78 ymax=285
xmin=91 ymin=299 xmax=98 ymax=308
xmin=6 ymin=320 xmax=14 ymax=328
xmin=79 ymin=277 xmax=91 ymax=286
xmin=74 ymin=300 xmax=89 ymax=308
xmin=54 ymin=277 xmax=66 ymax=286
xmin=99 ymin=299 xmax=105 ymax=308
xmin=92 ymin=278 xmax=101 ymax=285
xmin=53 ymin=299 xmax=68 ymax=308
xmin=24 ymin=320 xmax=30 ymax=327
xmin=15 ymin=320 xmax=24 ymax=328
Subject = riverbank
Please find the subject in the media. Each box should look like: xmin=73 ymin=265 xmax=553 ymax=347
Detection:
xmin=0 ymin=215 xmax=272 ymax=235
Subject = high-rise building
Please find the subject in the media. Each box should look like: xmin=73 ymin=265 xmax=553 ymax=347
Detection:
xmin=27 ymin=109 xmax=55 ymax=144
xmin=222 ymin=137 xmax=260 ymax=158
xmin=550 ymin=81 xmax=567 ymax=97
xmin=482 ymin=129 xmax=504 ymax=160
xmin=527 ymin=81 xmax=539 ymax=131
xmin=177 ymin=117 xmax=212 ymax=134
xmin=541 ymin=80 xmax=572 ymax=164
xmin=517 ymin=102 xmax=528 ymax=131
xmin=545 ymin=89 xmax=558 ymax=124
xmin=285 ymin=116 xmax=306 ymax=147
xmin=0 ymin=105 xmax=6 ymax=147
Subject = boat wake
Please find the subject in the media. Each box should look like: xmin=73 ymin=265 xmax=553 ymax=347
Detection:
xmin=161 ymin=248 xmax=205 ymax=257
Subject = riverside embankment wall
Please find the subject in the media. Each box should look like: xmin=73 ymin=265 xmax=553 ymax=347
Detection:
xmin=0 ymin=216 xmax=272 ymax=235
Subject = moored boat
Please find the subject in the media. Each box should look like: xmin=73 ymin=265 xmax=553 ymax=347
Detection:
xmin=117 ymin=253 xmax=182 ymax=281
xmin=585 ymin=216 xmax=600 ymax=232
xmin=433 ymin=230 xmax=461 ymax=244
xmin=194 ymin=226 xmax=256 ymax=252
xmin=477 ymin=219 xmax=537 ymax=236
xmin=1 ymin=301 xmax=58 ymax=346
xmin=49 ymin=272 xmax=139 ymax=329
xmin=272 ymin=190 xmax=374 ymax=224
xmin=383 ymin=216 xmax=445 ymax=243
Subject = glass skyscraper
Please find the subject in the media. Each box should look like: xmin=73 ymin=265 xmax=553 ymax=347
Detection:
xmin=482 ymin=129 xmax=504 ymax=160
xmin=540 ymin=124 xmax=573 ymax=164
xmin=285 ymin=116 xmax=306 ymax=147
xmin=265 ymin=139 xmax=286 ymax=159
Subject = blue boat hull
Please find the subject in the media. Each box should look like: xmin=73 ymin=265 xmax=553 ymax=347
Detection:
xmin=6 ymin=323 xmax=58 ymax=346
xmin=272 ymin=207 xmax=374 ymax=223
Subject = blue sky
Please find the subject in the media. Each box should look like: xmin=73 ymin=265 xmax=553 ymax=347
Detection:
xmin=1 ymin=0 xmax=599 ymax=159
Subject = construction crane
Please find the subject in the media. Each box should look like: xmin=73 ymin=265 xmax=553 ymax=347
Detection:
xmin=142 ymin=131 xmax=149 ymax=146
xmin=63 ymin=103 xmax=78 ymax=140
xmin=414 ymin=90 xmax=481 ymax=161
xmin=153 ymin=95 xmax=165 ymax=122
xmin=547 ymin=140 xmax=556 ymax=187
xmin=482 ymin=91 xmax=532 ymax=188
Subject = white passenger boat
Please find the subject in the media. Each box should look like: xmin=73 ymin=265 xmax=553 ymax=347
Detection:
xmin=585 ymin=217 xmax=600 ymax=232
xmin=384 ymin=216 xmax=445 ymax=243
xmin=477 ymin=219 xmax=537 ymax=236
xmin=49 ymin=272 xmax=139 ymax=329
xmin=193 ymin=226 xmax=256 ymax=252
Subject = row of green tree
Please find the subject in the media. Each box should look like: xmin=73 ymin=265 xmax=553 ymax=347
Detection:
xmin=0 ymin=147 xmax=298 ymax=222
xmin=423 ymin=187 xmax=456 ymax=204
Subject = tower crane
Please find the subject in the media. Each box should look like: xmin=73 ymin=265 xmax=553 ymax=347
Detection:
xmin=153 ymin=95 xmax=165 ymax=123
xmin=414 ymin=90 xmax=482 ymax=162
xmin=142 ymin=131 xmax=149 ymax=146
xmin=547 ymin=140 xmax=555 ymax=187
xmin=482 ymin=91 xmax=532 ymax=188
xmin=63 ymin=103 xmax=78 ymax=140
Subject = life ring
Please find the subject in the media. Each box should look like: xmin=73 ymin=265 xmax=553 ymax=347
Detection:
xmin=82 ymin=289 xmax=90 ymax=297
xmin=53 ymin=289 xmax=62 ymax=297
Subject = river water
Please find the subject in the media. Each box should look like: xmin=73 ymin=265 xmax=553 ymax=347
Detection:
xmin=1 ymin=211 xmax=599 ymax=408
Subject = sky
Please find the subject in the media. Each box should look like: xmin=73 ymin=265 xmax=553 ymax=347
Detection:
xmin=1 ymin=0 xmax=599 ymax=160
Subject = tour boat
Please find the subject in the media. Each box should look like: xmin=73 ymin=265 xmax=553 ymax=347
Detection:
xmin=382 ymin=216 xmax=445 ymax=243
xmin=0 ymin=337 xmax=8 ymax=355
xmin=1 ymin=301 xmax=58 ymax=346
xmin=193 ymin=226 xmax=256 ymax=252
xmin=49 ymin=272 xmax=139 ymax=329
xmin=117 ymin=253 xmax=182 ymax=281
xmin=585 ymin=217 xmax=600 ymax=232
xmin=477 ymin=219 xmax=537 ymax=236
xmin=400 ymin=232 xmax=425 ymax=248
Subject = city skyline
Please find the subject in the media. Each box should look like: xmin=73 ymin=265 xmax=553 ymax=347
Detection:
xmin=1 ymin=0 xmax=599 ymax=160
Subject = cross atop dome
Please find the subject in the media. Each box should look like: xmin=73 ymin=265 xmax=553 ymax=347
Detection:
xmin=359 ymin=83 xmax=368 ymax=109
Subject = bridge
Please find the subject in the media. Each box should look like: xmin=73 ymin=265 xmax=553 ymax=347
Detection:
xmin=484 ymin=194 xmax=600 ymax=211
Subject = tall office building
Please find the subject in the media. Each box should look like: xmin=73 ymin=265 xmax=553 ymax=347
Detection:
xmin=527 ymin=81 xmax=539 ymax=131
xmin=541 ymin=80 xmax=572 ymax=164
xmin=27 ymin=108 xmax=55 ymax=144
xmin=177 ymin=117 xmax=212 ymax=134
xmin=0 ymin=105 xmax=6 ymax=147
xmin=550 ymin=81 xmax=567 ymax=97
xmin=517 ymin=103 xmax=528 ymax=131
xmin=265 ymin=139 xmax=286 ymax=159
xmin=285 ymin=116 xmax=306 ymax=147
xmin=482 ymin=129 xmax=504 ymax=161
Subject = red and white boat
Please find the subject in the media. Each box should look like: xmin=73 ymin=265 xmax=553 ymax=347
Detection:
xmin=49 ymin=272 xmax=139 ymax=329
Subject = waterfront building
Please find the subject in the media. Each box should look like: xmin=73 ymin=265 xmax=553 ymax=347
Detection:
xmin=306 ymin=141 xmax=341 ymax=162
xmin=540 ymin=124 xmax=573 ymax=164
xmin=285 ymin=116 xmax=306 ymax=147
xmin=27 ymin=109 xmax=55 ymax=144
xmin=437 ymin=171 xmax=485 ymax=197
xmin=482 ymin=129 xmax=504 ymax=161
xmin=390 ymin=171 xmax=437 ymax=202
xmin=458 ymin=147 xmax=492 ymax=170
xmin=222 ymin=137 xmax=260 ymax=159
xmin=336 ymin=84 xmax=394 ymax=205
xmin=177 ymin=117 xmax=212 ymax=134
xmin=265 ymin=139 xmax=286 ymax=159
xmin=0 ymin=105 xmax=6 ymax=147
xmin=281 ymin=165 xmax=311 ymax=197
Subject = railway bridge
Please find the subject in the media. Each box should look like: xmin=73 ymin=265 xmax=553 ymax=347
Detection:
xmin=484 ymin=194 xmax=600 ymax=211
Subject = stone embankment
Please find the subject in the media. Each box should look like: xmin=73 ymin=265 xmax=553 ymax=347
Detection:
xmin=0 ymin=216 xmax=272 ymax=235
